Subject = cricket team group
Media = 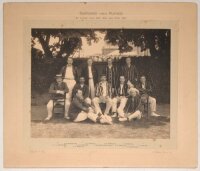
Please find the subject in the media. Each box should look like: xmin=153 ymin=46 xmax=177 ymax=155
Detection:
xmin=45 ymin=57 xmax=160 ymax=124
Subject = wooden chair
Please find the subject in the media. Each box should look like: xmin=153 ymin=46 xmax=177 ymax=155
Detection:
xmin=52 ymin=95 xmax=66 ymax=117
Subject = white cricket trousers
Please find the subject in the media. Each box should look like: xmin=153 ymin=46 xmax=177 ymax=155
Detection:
xmin=46 ymin=99 xmax=70 ymax=118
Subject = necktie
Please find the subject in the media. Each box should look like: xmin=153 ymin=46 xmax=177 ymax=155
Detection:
xmin=120 ymin=85 xmax=123 ymax=95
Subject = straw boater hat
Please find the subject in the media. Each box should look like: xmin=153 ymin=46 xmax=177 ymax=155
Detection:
xmin=128 ymin=87 xmax=139 ymax=95
xmin=55 ymin=74 xmax=63 ymax=78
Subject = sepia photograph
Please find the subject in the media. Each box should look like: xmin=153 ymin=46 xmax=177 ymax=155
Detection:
xmin=3 ymin=2 xmax=198 ymax=168
xmin=31 ymin=28 xmax=170 ymax=138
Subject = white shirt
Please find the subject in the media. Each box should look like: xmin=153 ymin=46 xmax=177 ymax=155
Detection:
xmin=101 ymin=82 xmax=107 ymax=97
xmin=88 ymin=66 xmax=93 ymax=78
xmin=120 ymin=84 xmax=124 ymax=94
xmin=142 ymin=83 xmax=146 ymax=89
xmin=108 ymin=65 xmax=112 ymax=69
xmin=65 ymin=65 xmax=74 ymax=79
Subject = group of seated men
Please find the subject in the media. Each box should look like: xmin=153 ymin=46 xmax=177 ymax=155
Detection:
xmin=45 ymin=57 xmax=160 ymax=124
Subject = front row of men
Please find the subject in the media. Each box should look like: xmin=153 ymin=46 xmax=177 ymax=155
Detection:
xmin=45 ymin=74 xmax=160 ymax=124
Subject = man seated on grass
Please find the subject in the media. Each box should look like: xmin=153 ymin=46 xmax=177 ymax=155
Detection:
xmin=68 ymin=89 xmax=112 ymax=124
xmin=137 ymin=75 xmax=160 ymax=117
xmin=72 ymin=76 xmax=91 ymax=105
xmin=118 ymin=88 xmax=143 ymax=122
xmin=45 ymin=74 xmax=70 ymax=121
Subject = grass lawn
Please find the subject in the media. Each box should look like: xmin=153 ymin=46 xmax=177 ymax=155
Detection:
xmin=31 ymin=104 xmax=170 ymax=139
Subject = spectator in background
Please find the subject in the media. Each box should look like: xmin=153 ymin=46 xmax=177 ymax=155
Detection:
xmin=81 ymin=58 xmax=98 ymax=99
xmin=122 ymin=57 xmax=138 ymax=86
xmin=60 ymin=57 xmax=79 ymax=119
xmin=45 ymin=74 xmax=70 ymax=121
xmin=137 ymin=75 xmax=160 ymax=117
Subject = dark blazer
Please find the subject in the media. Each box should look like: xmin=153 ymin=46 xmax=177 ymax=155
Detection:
xmin=136 ymin=81 xmax=153 ymax=96
xmin=115 ymin=83 xmax=129 ymax=97
xmin=121 ymin=65 xmax=138 ymax=85
xmin=59 ymin=65 xmax=79 ymax=82
xmin=49 ymin=82 xmax=69 ymax=99
xmin=102 ymin=65 xmax=118 ymax=90
xmin=81 ymin=65 xmax=98 ymax=85
xmin=72 ymin=83 xmax=89 ymax=99
xmin=68 ymin=96 xmax=90 ymax=121
xmin=123 ymin=95 xmax=142 ymax=114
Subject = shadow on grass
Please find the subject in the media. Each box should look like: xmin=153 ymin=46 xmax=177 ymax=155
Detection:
xmin=111 ymin=115 xmax=170 ymax=129
xmin=32 ymin=113 xmax=170 ymax=130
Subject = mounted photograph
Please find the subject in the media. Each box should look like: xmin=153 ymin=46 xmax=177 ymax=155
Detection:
xmin=4 ymin=2 xmax=197 ymax=168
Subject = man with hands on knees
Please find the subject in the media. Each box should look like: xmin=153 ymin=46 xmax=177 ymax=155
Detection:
xmin=92 ymin=74 xmax=113 ymax=117
xmin=45 ymin=74 xmax=70 ymax=121
xmin=112 ymin=75 xmax=128 ymax=118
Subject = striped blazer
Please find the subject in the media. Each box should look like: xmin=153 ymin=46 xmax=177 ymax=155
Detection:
xmin=102 ymin=65 xmax=118 ymax=89
xmin=95 ymin=81 xmax=112 ymax=97
xmin=121 ymin=65 xmax=138 ymax=85
xmin=124 ymin=95 xmax=142 ymax=114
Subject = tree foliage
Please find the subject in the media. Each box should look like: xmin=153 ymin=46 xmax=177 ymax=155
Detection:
xmin=32 ymin=29 xmax=170 ymax=59
xmin=104 ymin=29 xmax=170 ymax=58
xmin=31 ymin=29 xmax=101 ymax=59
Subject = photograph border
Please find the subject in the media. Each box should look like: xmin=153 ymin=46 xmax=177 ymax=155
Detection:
xmin=4 ymin=3 xmax=197 ymax=167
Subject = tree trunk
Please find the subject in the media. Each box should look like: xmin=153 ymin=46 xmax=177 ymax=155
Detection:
xmin=38 ymin=34 xmax=53 ymax=58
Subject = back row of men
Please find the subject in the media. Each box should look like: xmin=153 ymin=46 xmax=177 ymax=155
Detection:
xmin=45 ymin=57 xmax=160 ymax=124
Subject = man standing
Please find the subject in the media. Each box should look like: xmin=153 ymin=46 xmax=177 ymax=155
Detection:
xmin=122 ymin=57 xmax=138 ymax=86
xmin=92 ymin=74 xmax=113 ymax=116
xmin=112 ymin=75 xmax=128 ymax=117
xmin=72 ymin=76 xmax=91 ymax=105
xmin=45 ymin=74 xmax=70 ymax=121
xmin=102 ymin=57 xmax=118 ymax=97
xmin=81 ymin=58 xmax=98 ymax=99
xmin=68 ymin=89 xmax=112 ymax=124
xmin=60 ymin=57 xmax=78 ymax=119
xmin=118 ymin=88 xmax=143 ymax=122
xmin=137 ymin=75 xmax=160 ymax=117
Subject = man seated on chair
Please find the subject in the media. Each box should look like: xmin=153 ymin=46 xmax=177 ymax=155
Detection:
xmin=45 ymin=74 xmax=70 ymax=121
xmin=68 ymin=89 xmax=112 ymax=124
xmin=118 ymin=88 xmax=143 ymax=122
xmin=137 ymin=75 xmax=160 ymax=117
xmin=92 ymin=74 xmax=113 ymax=116
xmin=72 ymin=76 xmax=91 ymax=105
xmin=112 ymin=75 xmax=128 ymax=118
